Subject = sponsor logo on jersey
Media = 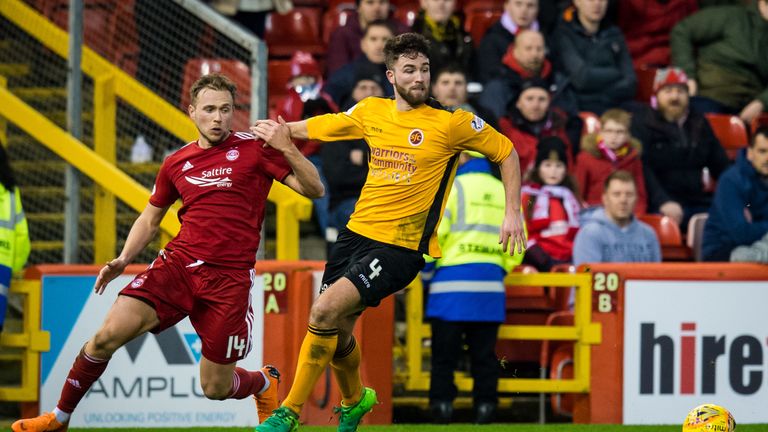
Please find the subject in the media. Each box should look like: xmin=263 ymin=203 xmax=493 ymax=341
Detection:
xmin=408 ymin=129 xmax=424 ymax=146
xmin=471 ymin=115 xmax=485 ymax=132
xmin=226 ymin=149 xmax=239 ymax=161
xmin=182 ymin=161 xmax=194 ymax=171
xmin=185 ymin=166 xmax=234 ymax=188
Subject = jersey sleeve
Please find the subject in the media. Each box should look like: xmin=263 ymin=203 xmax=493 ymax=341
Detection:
xmin=449 ymin=109 xmax=513 ymax=164
xmin=259 ymin=145 xmax=293 ymax=182
xmin=149 ymin=158 xmax=180 ymax=208
xmin=306 ymin=98 xmax=366 ymax=142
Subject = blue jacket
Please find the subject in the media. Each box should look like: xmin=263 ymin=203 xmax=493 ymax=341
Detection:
xmin=702 ymin=149 xmax=768 ymax=261
xmin=573 ymin=208 xmax=661 ymax=265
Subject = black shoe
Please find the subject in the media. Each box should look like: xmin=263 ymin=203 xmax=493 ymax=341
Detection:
xmin=474 ymin=402 xmax=497 ymax=424
xmin=430 ymin=400 xmax=453 ymax=424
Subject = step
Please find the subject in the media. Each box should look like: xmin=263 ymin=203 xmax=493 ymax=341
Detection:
xmin=0 ymin=63 xmax=30 ymax=79
xmin=26 ymin=212 xmax=139 ymax=242
xmin=28 ymin=240 xmax=162 ymax=265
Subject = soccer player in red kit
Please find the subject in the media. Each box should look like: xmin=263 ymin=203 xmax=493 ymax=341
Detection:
xmin=12 ymin=73 xmax=325 ymax=432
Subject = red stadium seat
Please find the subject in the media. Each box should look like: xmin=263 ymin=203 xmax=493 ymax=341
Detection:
xmin=393 ymin=2 xmax=420 ymax=28
xmin=267 ymin=59 xmax=293 ymax=99
xmin=634 ymin=66 xmax=658 ymax=103
xmin=327 ymin=0 xmax=355 ymax=9
xmin=463 ymin=0 xmax=504 ymax=15
xmin=181 ymin=59 xmax=251 ymax=131
xmin=638 ymin=214 xmax=691 ymax=261
xmin=538 ymin=311 xmax=575 ymax=422
xmin=751 ymin=113 xmax=768 ymax=136
xmin=265 ymin=7 xmax=325 ymax=57
xmin=322 ymin=4 xmax=357 ymax=45
xmin=705 ymin=114 xmax=749 ymax=159
xmin=578 ymin=111 xmax=601 ymax=136
xmin=464 ymin=10 xmax=502 ymax=47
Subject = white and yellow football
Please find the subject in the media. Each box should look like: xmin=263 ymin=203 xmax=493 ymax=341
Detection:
xmin=682 ymin=403 xmax=736 ymax=432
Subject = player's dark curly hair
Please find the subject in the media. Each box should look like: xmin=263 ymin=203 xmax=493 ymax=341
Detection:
xmin=189 ymin=73 xmax=237 ymax=107
xmin=384 ymin=33 xmax=430 ymax=70
xmin=0 ymin=145 xmax=16 ymax=192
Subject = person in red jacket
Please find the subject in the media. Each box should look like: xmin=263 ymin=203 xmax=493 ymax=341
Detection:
xmin=575 ymin=108 xmax=648 ymax=214
xmin=498 ymin=78 xmax=572 ymax=176
xmin=521 ymin=136 xmax=581 ymax=271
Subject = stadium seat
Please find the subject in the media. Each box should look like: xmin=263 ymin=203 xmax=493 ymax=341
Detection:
xmin=265 ymin=7 xmax=325 ymax=57
xmin=327 ymin=0 xmax=355 ymax=9
xmin=686 ymin=213 xmax=709 ymax=262
xmin=267 ymin=59 xmax=293 ymax=99
xmin=181 ymin=59 xmax=251 ymax=130
xmin=705 ymin=113 xmax=749 ymax=159
xmin=634 ymin=66 xmax=658 ymax=103
xmin=638 ymin=213 xmax=691 ymax=261
xmin=463 ymin=0 xmax=504 ymax=15
xmin=393 ymin=2 xmax=420 ymax=27
xmin=538 ymin=311 xmax=575 ymax=422
xmin=464 ymin=10 xmax=503 ymax=47
xmin=751 ymin=113 xmax=768 ymax=135
xmin=322 ymin=5 xmax=357 ymax=45
xmin=578 ymin=111 xmax=601 ymax=135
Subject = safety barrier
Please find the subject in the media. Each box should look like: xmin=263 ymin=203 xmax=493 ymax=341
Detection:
xmin=401 ymin=272 xmax=601 ymax=394
xmin=0 ymin=279 xmax=50 ymax=401
xmin=0 ymin=0 xmax=311 ymax=260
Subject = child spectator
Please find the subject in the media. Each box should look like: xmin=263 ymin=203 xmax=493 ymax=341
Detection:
xmin=521 ymin=137 xmax=581 ymax=271
xmin=575 ymin=108 xmax=647 ymax=214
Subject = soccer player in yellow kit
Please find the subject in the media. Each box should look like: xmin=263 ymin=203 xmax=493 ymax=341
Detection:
xmin=254 ymin=33 xmax=526 ymax=432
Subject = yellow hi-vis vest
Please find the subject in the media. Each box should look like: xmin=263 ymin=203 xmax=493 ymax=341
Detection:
xmin=0 ymin=185 xmax=31 ymax=276
xmin=434 ymin=171 xmax=525 ymax=271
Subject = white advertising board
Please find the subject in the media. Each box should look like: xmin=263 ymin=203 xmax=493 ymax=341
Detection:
xmin=623 ymin=280 xmax=768 ymax=424
xmin=40 ymin=273 xmax=264 ymax=427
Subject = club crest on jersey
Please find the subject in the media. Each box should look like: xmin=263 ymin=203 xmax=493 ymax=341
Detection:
xmin=408 ymin=129 xmax=424 ymax=146
xmin=226 ymin=149 xmax=240 ymax=161
xmin=471 ymin=115 xmax=485 ymax=132
xmin=131 ymin=277 xmax=145 ymax=288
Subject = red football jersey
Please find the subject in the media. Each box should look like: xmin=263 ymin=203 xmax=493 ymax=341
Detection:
xmin=150 ymin=131 xmax=291 ymax=268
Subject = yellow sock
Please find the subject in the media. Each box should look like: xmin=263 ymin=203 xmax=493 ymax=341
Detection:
xmin=282 ymin=325 xmax=338 ymax=414
xmin=330 ymin=336 xmax=362 ymax=406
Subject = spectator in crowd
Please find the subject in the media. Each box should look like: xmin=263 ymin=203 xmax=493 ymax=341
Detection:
xmin=670 ymin=0 xmax=768 ymax=123
xmin=431 ymin=66 xmax=484 ymax=115
xmin=631 ymin=67 xmax=730 ymax=228
xmin=551 ymin=0 xmax=636 ymax=114
xmin=278 ymin=51 xmax=339 ymax=237
xmin=498 ymin=78 xmax=572 ymax=174
xmin=326 ymin=0 xmax=409 ymax=76
xmin=411 ymin=0 xmax=473 ymax=79
xmin=422 ymin=151 xmax=524 ymax=425
xmin=521 ymin=137 xmax=580 ymax=271
xmin=474 ymin=0 xmax=540 ymax=83
xmin=478 ymin=29 xmax=554 ymax=121
xmin=702 ymin=127 xmax=768 ymax=261
xmin=575 ymin=108 xmax=647 ymax=214
xmin=207 ymin=0 xmax=293 ymax=38
xmin=325 ymin=20 xmax=394 ymax=108
xmin=573 ymin=170 xmax=661 ymax=265
xmin=0 ymin=145 xmax=30 ymax=333
xmin=321 ymin=68 xmax=384 ymax=246
xmin=617 ymin=0 xmax=698 ymax=68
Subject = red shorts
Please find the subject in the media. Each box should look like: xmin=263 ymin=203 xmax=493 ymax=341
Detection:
xmin=120 ymin=249 xmax=255 ymax=364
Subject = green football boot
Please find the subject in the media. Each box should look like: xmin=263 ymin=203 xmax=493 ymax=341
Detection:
xmin=336 ymin=387 xmax=378 ymax=432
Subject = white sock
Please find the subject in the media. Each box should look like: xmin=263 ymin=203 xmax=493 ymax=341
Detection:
xmin=257 ymin=370 xmax=270 ymax=395
xmin=53 ymin=407 xmax=70 ymax=424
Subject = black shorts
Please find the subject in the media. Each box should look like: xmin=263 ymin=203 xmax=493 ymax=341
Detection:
xmin=321 ymin=228 xmax=425 ymax=307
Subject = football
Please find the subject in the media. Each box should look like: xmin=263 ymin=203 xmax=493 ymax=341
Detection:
xmin=682 ymin=403 xmax=736 ymax=431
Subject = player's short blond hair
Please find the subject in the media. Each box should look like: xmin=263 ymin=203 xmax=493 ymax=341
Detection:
xmin=189 ymin=73 xmax=237 ymax=107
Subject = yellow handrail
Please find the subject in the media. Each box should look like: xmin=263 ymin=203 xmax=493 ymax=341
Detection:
xmin=403 ymin=272 xmax=601 ymax=393
xmin=0 ymin=0 xmax=311 ymax=260
xmin=0 ymin=280 xmax=50 ymax=401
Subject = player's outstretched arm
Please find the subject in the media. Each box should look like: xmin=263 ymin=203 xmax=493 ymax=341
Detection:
xmin=498 ymin=149 xmax=527 ymax=255
xmin=251 ymin=116 xmax=324 ymax=198
xmin=254 ymin=118 xmax=309 ymax=140
xmin=93 ymin=203 xmax=169 ymax=294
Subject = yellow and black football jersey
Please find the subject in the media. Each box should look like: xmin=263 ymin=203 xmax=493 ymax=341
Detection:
xmin=307 ymin=96 xmax=514 ymax=257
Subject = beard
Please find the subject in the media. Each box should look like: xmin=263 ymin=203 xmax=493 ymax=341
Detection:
xmin=659 ymin=99 xmax=688 ymax=121
xmin=394 ymin=80 xmax=428 ymax=106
